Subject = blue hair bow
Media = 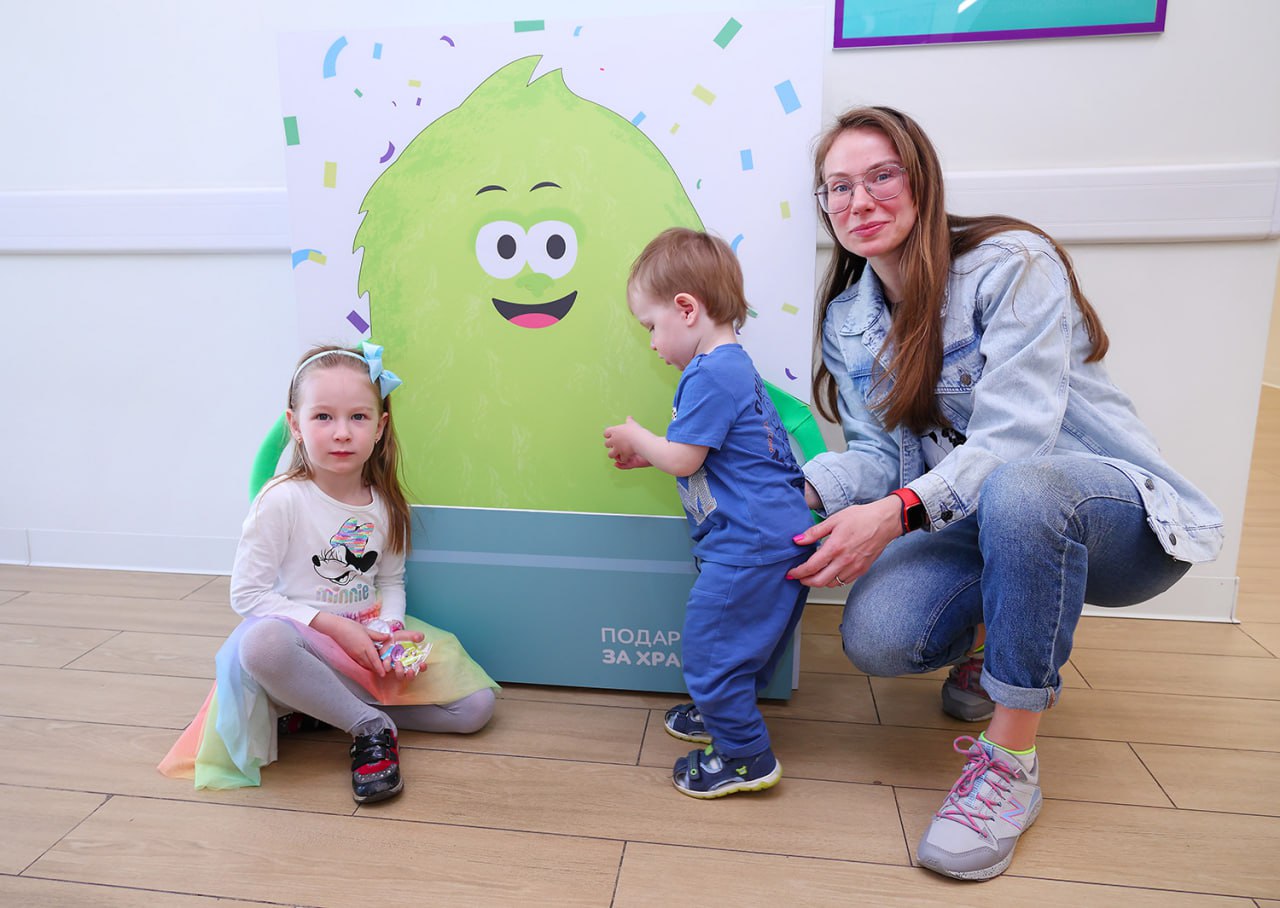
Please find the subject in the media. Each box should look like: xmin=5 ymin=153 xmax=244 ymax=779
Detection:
xmin=361 ymin=341 xmax=402 ymax=398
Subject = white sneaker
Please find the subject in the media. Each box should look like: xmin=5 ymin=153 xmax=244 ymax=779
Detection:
xmin=916 ymin=735 xmax=1042 ymax=881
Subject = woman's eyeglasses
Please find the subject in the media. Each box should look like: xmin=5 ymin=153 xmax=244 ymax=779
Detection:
xmin=814 ymin=164 xmax=907 ymax=214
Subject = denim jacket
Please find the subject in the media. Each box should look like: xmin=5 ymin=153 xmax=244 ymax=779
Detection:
xmin=803 ymin=231 xmax=1223 ymax=564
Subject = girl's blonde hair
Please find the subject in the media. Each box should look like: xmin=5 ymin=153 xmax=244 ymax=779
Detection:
xmin=283 ymin=344 xmax=412 ymax=554
xmin=811 ymin=106 xmax=1109 ymax=434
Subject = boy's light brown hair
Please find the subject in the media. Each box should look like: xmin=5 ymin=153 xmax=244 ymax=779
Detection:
xmin=627 ymin=228 xmax=749 ymax=330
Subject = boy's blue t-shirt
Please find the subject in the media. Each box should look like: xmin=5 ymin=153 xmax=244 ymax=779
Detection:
xmin=666 ymin=344 xmax=812 ymax=566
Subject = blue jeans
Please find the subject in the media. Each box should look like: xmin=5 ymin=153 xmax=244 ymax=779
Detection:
xmin=840 ymin=457 xmax=1190 ymax=711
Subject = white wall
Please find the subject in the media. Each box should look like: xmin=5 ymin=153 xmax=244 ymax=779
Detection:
xmin=4 ymin=0 xmax=1279 ymax=621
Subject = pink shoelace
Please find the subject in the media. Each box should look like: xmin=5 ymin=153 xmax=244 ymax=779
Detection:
xmin=934 ymin=735 xmax=1017 ymax=834
xmin=950 ymin=656 xmax=985 ymax=691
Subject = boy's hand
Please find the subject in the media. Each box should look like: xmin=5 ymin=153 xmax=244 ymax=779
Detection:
xmin=604 ymin=417 xmax=646 ymax=465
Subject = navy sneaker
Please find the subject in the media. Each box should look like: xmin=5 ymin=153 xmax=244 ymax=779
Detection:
xmin=672 ymin=744 xmax=781 ymax=799
xmin=350 ymin=729 xmax=403 ymax=804
xmin=663 ymin=702 xmax=712 ymax=744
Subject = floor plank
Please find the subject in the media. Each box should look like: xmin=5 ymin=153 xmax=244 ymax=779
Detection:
xmin=1242 ymin=621 xmax=1280 ymax=656
xmin=614 ymin=842 xmax=1254 ymax=907
xmin=0 ymin=876 xmax=266 ymax=907
xmin=0 ymin=623 xmax=119 ymax=669
xmin=0 ymin=664 xmax=211 ymax=729
xmin=872 ymin=677 xmax=1280 ymax=751
xmin=1133 ymin=742 xmax=1280 ymax=816
xmin=1070 ymin=649 xmax=1280 ymax=700
xmin=0 ymin=784 xmax=106 ymax=874
xmin=63 ymin=631 xmax=221 ymax=679
xmin=1072 ymin=616 xmax=1273 ymax=657
xmin=0 ymin=591 xmax=239 ymax=637
xmin=0 ymin=566 xmax=212 ymax=599
xmin=381 ymin=749 xmax=908 ymax=865
xmin=29 ymin=796 xmax=623 ymax=907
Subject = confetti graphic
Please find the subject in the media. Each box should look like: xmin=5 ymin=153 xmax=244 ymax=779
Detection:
xmin=353 ymin=88 xmax=363 ymax=97
xmin=573 ymin=25 xmax=583 ymax=36
xmin=780 ymin=201 xmax=791 ymax=219
xmin=631 ymin=111 xmax=646 ymax=126
xmin=692 ymin=84 xmax=716 ymax=105
xmin=323 ymin=161 xmax=337 ymax=188
xmin=670 ymin=123 xmax=680 ymax=134
xmin=774 ymin=80 xmax=801 ymax=114
xmin=291 ymin=249 xmax=325 ymax=268
xmin=714 ymin=18 xmax=742 ymax=49
xmin=347 ymin=310 xmax=371 ymax=333
xmin=322 ymin=37 xmax=348 ymax=78
xmin=514 ymin=20 xmax=545 ymax=33
xmin=781 ymin=303 xmax=799 ymax=315
xmin=282 ymin=116 xmax=300 ymax=146
xmin=379 ymin=141 xmax=395 ymax=163
xmin=740 ymin=149 xmax=754 ymax=171
xmin=785 ymin=368 xmax=798 ymax=380
xmin=439 ymin=35 xmax=455 ymax=46
xmin=730 ymin=233 xmax=745 ymax=253
xmin=373 ymin=43 xmax=383 ymax=59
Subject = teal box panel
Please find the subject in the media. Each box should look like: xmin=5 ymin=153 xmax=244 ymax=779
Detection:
xmin=404 ymin=506 xmax=797 ymax=699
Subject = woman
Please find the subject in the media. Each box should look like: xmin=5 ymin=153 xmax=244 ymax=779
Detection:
xmin=789 ymin=107 xmax=1222 ymax=881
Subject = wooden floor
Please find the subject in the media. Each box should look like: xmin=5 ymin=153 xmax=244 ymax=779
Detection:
xmin=4 ymin=395 xmax=1280 ymax=906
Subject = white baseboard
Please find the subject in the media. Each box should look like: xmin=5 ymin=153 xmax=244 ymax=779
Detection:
xmin=807 ymin=574 xmax=1237 ymax=623
xmin=22 ymin=529 xmax=236 ymax=575
xmin=1 ymin=162 xmax=1277 ymax=254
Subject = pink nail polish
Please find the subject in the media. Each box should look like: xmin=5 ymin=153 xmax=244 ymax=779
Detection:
xmin=785 ymin=574 xmax=795 ymax=580
xmin=792 ymin=534 xmax=805 ymax=542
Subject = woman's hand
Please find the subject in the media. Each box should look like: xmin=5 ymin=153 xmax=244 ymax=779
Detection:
xmin=789 ymin=495 xmax=903 ymax=588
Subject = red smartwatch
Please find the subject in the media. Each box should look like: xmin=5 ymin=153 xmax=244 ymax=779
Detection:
xmin=889 ymin=488 xmax=925 ymax=535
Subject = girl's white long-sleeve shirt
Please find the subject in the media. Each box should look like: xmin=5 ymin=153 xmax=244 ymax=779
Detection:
xmin=229 ymin=478 xmax=407 ymax=627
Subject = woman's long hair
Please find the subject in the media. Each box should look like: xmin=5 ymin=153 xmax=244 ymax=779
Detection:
xmin=811 ymin=106 xmax=1108 ymax=434
xmin=283 ymin=345 xmax=412 ymax=554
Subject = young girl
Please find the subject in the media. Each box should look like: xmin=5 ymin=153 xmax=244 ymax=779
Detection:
xmin=160 ymin=342 xmax=498 ymax=803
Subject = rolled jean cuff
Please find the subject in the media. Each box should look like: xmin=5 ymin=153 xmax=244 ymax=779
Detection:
xmin=980 ymin=666 xmax=1061 ymax=713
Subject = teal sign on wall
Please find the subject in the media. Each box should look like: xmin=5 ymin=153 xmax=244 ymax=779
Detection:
xmin=835 ymin=0 xmax=1166 ymax=48
xmin=405 ymin=506 xmax=798 ymax=699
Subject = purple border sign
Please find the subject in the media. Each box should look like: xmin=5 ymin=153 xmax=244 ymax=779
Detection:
xmin=835 ymin=0 xmax=1166 ymax=50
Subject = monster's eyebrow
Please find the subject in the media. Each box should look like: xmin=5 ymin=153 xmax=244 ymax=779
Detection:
xmin=475 ymin=185 xmax=507 ymax=195
xmin=530 ymin=181 xmax=561 ymax=191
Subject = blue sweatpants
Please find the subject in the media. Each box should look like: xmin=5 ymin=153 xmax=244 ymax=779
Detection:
xmin=681 ymin=552 xmax=811 ymax=757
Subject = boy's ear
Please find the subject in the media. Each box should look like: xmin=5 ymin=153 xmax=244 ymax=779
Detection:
xmin=674 ymin=292 xmax=699 ymax=322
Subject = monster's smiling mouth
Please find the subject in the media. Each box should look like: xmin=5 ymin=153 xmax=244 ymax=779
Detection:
xmin=492 ymin=292 xmax=578 ymax=329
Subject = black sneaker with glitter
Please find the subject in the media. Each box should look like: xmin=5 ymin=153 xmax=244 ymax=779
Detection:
xmin=349 ymin=729 xmax=402 ymax=804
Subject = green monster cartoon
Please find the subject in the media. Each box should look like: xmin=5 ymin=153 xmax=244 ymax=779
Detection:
xmin=355 ymin=55 xmax=702 ymax=514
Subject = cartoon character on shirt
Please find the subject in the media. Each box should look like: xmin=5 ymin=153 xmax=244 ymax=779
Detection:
xmin=311 ymin=518 xmax=378 ymax=586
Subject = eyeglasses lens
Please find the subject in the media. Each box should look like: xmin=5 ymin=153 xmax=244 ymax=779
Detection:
xmin=815 ymin=167 xmax=904 ymax=214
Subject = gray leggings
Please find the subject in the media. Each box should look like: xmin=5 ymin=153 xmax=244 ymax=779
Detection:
xmin=238 ymin=618 xmax=495 ymax=738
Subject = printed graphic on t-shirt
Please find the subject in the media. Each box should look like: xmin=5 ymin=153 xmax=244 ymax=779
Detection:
xmin=678 ymin=467 xmax=718 ymax=525
xmin=921 ymin=426 xmax=968 ymax=469
xmin=311 ymin=516 xmax=379 ymax=586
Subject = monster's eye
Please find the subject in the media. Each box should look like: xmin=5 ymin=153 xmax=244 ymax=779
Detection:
xmin=525 ymin=221 xmax=578 ymax=280
xmin=475 ymin=221 xmax=527 ymax=279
